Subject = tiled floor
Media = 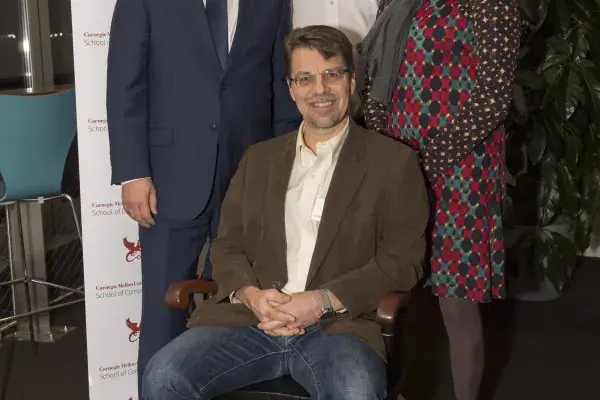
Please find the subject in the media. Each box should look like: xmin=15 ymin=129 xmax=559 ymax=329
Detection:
xmin=0 ymin=259 xmax=599 ymax=400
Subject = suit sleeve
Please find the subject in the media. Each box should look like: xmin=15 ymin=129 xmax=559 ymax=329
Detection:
xmin=422 ymin=0 xmax=520 ymax=181
xmin=272 ymin=0 xmax=302 ymax=136
xmin=322 ymin=150 xmax=429 ymax=317
xmin=211 ymin=151 xmax=261 ymax=303
xmin=106 ymin=0 xmax=151 ymax=185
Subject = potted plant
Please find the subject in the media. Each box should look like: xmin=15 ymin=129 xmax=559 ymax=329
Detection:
xmin=504 ymin=0 xmax=600 ymax=300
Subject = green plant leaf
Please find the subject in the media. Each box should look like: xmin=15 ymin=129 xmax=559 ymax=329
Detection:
xmin=512 ymin=83 xmax=529 ymax=118
xmin=553 ymin=69 xmax=581 ymax=120
xmin=577 ymin=173 xmax=600 ymax=245
xmin=517 ymin=46 xmax=531 ymax=62
xmin=516 ymin=0 xmax=537 ymax=22
xmin=527 ymin=114 xmax=547 ymax=164
xmin=580 ymin=120 xmax=600 ymax=172
xmin=506 ymin=129 xmax=528 ymax=177
xmin=556 ymin=163 xmax=580 ymax=217
xmin=531 ymin=231 xmax=569 ymax=292
xmin=574 ymin=220 xmax=591 ymax=251
xmin=554 ymin=0 xmax=571 ymax=31
xmin=516 ymin=69 xmax=546 ymax=89
xmin=547 ymin=36 xmax=573 ymax=57
xmin=548 ymin=230 xmax=576 ymax=290
xmin=543 ymin=112 xmax=565 ymax=158
xmin=574 ymin=172 xmax=599 ymax=251
xmin=536 ymin=0 xmax=552 ymax=30
xmin=574 ymin=27 xmax=589 ymax=65
xmin=569 ymin=0 xmax=596 ymax=27
xmin=531 ymin=235 xmax=549 ymax=279
xmin=566 ymin=72 xmax=583 ymax=119
xmin=540 ymin=50 xmax=569 ymax=75
xmin=578 ymin=62 xmax=600 ymax=127
xmin=537 ymin=156 xmax=561 ymax=225
xmin=563 ymin=128 xmax=580 ymax=170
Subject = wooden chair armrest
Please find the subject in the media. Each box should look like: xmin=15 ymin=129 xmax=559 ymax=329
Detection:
xmin=164 ymin=279 xmax=218 ymax=310
xmin=376 ymin=291 xmax=410 ymax=330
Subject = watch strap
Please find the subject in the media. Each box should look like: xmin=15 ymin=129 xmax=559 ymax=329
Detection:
xmin=318 ymin=289 xmax=334 ymax=315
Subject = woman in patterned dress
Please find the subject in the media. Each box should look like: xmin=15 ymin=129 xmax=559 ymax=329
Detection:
xmin=360 ymin=0 xmax=519 ymax=399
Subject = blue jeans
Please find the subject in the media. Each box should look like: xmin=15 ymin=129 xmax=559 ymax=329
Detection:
xmin=142 ymin=324 xmax=387 ymax=400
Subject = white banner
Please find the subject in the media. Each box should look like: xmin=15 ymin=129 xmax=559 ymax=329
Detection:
xmin=71 ymin=1 xmax=142 ymax=399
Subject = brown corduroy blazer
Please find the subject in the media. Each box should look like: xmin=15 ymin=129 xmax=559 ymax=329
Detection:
xmin=187 ymin=121 xmax=429 ymax=359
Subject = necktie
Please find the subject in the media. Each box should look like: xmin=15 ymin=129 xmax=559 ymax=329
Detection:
xmin=206 ymin=0 xmax=228 ymax=68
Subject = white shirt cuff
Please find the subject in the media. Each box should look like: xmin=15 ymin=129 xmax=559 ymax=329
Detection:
xmin=229 ymin=290 xmax=242 ymax=304
xmin=121 ymin=177 xmax=150 ymax=185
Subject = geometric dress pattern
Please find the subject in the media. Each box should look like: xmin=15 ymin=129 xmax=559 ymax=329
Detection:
xmin=384 ymin=0 xmax=520 ymax=302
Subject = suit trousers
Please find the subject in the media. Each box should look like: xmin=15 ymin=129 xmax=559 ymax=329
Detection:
xmin=142 ymin=325 xmax=387 ymax=400
xmin=136 ymin=144 xmax=228 ymax=393
xmin=137 ymin=208 xmax=218 ymax=393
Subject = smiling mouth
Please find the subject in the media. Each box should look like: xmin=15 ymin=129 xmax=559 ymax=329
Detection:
xmin=310 ymin=100 xmax=335 ymax=108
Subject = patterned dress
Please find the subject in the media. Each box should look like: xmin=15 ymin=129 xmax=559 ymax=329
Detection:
xmin=364 ymin=0 xmax=520 ymax=302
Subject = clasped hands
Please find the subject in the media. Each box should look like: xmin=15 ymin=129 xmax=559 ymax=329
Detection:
xmin=236 ymin=286 xmax=325 ymax=337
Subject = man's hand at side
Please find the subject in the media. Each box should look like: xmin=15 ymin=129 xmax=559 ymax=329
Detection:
xmin=122 ymin=178 xmax=157 ymax=228
xmin=237 ymin=287 xmax=301 ymax=336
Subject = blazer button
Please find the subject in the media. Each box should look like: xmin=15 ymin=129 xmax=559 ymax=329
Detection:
xmin=209 ymin=124 xmax=217 ymax=131
xmin=220 ymin=83 xmax=227 ymax=91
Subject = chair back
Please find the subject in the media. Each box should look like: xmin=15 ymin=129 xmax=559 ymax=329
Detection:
xmin=0 ymin=89 xmax=77 ymax=202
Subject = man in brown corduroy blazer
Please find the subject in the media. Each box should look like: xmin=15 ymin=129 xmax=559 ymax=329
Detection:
xmin=142 ymin=25 xmax=429 ymax=400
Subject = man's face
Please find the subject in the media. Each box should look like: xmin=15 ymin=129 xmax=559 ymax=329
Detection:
xmin=288 ymin=48 xmax=355 ymax=136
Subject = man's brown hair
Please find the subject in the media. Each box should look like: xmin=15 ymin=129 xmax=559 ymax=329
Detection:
xmin=284 ymin=25 xmax=354 ymax=77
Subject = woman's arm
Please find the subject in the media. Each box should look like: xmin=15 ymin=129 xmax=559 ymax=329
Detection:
xmin=422 ymin=0 xmax=520 ymax=181
xmin=361 ymin=0 xmax=394 ymax=135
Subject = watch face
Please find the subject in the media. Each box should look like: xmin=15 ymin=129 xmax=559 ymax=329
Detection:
xmin=321 ymin=310 xmax=336 ymax=319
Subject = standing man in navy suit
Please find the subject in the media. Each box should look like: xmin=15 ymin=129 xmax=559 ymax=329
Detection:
xmin=106 ymin=0 xmax=301 ymax=391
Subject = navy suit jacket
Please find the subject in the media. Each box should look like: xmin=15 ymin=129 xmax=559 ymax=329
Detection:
xmin=106 ymin=0 xmax=301 ymax=220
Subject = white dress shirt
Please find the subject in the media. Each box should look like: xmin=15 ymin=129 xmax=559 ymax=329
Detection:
xmin=123 ymin=0 xmax=239 ymax=185
xmin=292 ymin=0 xmax=379 ymax=45
xmin=230 ymin=119 xmax=350 ymax=308
xmin=292 ymin=0 xmax=379 ymax=115
xmin=282 ymin=120 xmax=349 ymax=294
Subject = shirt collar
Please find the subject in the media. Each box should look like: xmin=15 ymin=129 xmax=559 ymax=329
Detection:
xmin=296 ymin=117 xmax=350 ymax=161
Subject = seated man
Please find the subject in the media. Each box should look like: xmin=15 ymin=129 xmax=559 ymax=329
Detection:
xmin=142 ymin=25 xmax=429 ymax=400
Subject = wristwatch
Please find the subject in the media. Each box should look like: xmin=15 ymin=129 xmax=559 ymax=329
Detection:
xmin=318 ymin=289 xmax=335 ymax=319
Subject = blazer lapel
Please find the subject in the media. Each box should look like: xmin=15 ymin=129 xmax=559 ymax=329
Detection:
xmin=258 ymin=133 xmax=297 ymax=284
xmin=225 ymin=0 xmax=256 ymax=71
xmin=305 ymin=123 xmax=368 ymax=287
xmin=182 ymin=0 xmax=223 ymax=72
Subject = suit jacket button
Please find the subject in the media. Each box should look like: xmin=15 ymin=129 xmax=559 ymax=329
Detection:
xmin=209 ymin=124 xmax=217 ymax=131
xmin=220 ymin=83 xmax=227 ymax=91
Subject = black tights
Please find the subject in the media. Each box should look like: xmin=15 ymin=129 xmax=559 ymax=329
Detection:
xmin=439 ymin=297 xmax=484 ymax=400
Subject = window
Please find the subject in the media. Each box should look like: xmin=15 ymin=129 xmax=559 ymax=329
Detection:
xmin=0 ymin=1 xmax=26 ymax=91
xmin=48 ymin=0 xmax=74 ymax=86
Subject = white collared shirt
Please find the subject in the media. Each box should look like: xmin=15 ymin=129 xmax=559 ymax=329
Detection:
xmin=282 ymin=119 xmax=349 ymax=294
xmin=292 ymin=0 xmax=379 ymax=45
xmin=203 ymin=0 xmax=239 ymax=50
xmin=230 ymin=119 xmax=350 ymax=304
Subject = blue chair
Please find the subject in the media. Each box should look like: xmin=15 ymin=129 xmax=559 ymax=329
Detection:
xmin=0 ymin=88 xmax=81 ymax=345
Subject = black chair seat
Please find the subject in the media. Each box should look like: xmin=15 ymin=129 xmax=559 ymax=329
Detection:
xmin=215 ymin=376 xmax=310 ymax=400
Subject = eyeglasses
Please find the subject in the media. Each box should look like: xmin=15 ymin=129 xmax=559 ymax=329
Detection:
xmin=287 ymin=68 xmax=350 ymax=88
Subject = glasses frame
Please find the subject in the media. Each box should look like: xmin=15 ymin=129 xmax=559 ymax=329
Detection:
xmin=287 ymin=67 xmax=351 ymax=88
